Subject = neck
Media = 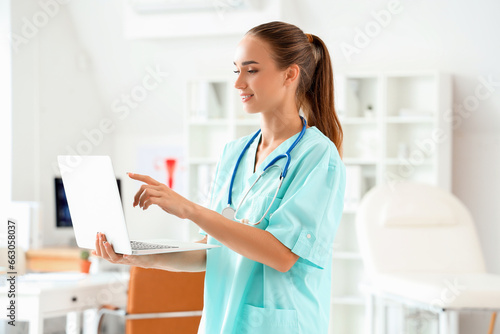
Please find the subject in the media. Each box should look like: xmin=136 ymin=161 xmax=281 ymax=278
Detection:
xmin=259 ymin=112 xmax=303 ymax=149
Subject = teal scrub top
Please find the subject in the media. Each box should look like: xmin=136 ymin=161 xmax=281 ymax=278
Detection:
xmin=198 ymin=126 xmax=346 ymax=334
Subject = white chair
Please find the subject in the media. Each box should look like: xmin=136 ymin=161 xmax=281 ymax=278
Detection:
xmin=356 ymin=182 xmax=500 ymax=334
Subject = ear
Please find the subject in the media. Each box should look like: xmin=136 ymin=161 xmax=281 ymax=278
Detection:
xmin=283 ymin=64 xmax=300 ymax=87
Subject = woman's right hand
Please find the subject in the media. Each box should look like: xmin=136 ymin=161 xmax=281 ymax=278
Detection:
xmin=92 ymin=232 xmax=152 ymax=268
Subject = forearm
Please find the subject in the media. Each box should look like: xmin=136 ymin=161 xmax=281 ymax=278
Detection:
xmin=187 ymin=204 xmax=298 ymax=272
xmin=145 ymin=249 xmax=206 ymax=272
xmin=126 ymin=172 xmax=297 ymax=272
xmin=95 ymin=232 xmax=206 ymax=272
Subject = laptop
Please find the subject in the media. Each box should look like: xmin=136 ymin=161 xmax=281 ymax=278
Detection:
xmin=57 ymin=155 xmax=219 ymax=255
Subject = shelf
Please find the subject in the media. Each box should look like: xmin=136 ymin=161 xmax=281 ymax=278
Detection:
xmin=340 ymin=117 xmax=378 ymax=125
xmin=386 ymin=75 xmax=437 ymax=117
xmin=344 ymin=158 xmax=434 ymax=166
xmin=343 ymin=158 xmax=378 ymax=165
xmin=386 ymin=116 xmax=434 ymax=124
xmin=384 ymin=158 xmax=434 ymax=166
xmin=188 ymin=119 xmax=230 ymax=126
xmin=343 ymin=77 xmax=380 ymax=118
xmin=188 ymin=158 xmax=219 ymax=165
xmin=331 ymin=295 xmax=365 ymax=305
xmin=343 ymin=206 xmax=358 ymax=214
xmin=26 ymin=247 xmax=81 ymax=272
xmin=333 ymin=251 xmax=363 ymax=260
xmin=234 ymin=118 xmax=260 ymax=126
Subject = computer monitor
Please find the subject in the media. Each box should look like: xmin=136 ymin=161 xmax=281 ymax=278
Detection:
xmin=54 ymin=177 xmax=122 ymax=228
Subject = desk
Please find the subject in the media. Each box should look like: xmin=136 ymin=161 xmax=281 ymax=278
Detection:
xmin=0 ymin=271 xmax=129 ymax=334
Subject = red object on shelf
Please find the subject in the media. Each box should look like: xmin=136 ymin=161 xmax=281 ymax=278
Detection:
xmin=165 ymin=158 xmax=177 ymax=188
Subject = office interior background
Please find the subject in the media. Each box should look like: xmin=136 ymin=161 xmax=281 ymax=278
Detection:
xmin=1 ymin=0 xmax=500 ymax=333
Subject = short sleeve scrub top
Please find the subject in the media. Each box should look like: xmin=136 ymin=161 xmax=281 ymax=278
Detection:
xmin=198 ymin=126 xmax=346 ymax=334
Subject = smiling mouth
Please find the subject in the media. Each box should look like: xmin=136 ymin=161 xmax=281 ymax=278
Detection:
xmin=241 ymin=94 xmax=254 ymax=102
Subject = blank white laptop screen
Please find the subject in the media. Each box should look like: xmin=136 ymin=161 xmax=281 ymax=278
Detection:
xmin=57 ymin=155 xmax=218 ymax=255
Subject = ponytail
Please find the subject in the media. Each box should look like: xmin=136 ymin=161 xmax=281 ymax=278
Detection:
xmin=305 ymin=34 xmax=343 ymax=157
xmin=246 ymin=21 xmax=343 ymax=157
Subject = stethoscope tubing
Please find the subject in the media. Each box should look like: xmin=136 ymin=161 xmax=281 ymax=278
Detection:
xmin=234 ymin=165 xmax=284 ymax=225
xmin=227 ymin=129 xmax=261 ymax=206
xmin=227 ymin=116 xmax=307 ymax=207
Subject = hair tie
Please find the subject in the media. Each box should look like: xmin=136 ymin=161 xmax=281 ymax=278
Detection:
xmin=305 ymin=33 xmax=314 ymax=43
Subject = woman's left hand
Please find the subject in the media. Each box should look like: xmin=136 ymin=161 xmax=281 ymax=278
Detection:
xmin=128 ymin=172 xmax=195 ymax=219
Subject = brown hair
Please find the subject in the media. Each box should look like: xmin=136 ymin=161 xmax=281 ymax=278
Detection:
xmin=246 ymin=21 xmax=343 ymax=157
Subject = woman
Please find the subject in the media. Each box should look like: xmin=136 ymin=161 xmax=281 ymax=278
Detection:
xmin=95 ymin=21 xmax=345 ymax=334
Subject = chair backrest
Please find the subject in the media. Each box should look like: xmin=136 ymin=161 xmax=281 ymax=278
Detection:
xmin=126 ymin=267 xmax=205 ymax=334
xmin=356 ymin=182 xmax=486 ymax=276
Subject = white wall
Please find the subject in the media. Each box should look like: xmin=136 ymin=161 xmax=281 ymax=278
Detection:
xmin=10 ymin=0 xmax=114 ymax=245
xmin=0 ymin=0 xmax=12 ymax=223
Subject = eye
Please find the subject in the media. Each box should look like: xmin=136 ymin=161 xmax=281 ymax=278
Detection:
xmin=233 ymin=70 xmax=240 ymax=74
xmin=248 ymin=70 xmax=257 ymax=74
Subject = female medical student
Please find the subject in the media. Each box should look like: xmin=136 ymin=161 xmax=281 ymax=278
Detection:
xmin=94 ymin=21 xmax=345 ymax=334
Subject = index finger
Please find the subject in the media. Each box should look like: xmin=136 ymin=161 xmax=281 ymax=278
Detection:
xmin=127 ymin=172 xmax=160 ymax=186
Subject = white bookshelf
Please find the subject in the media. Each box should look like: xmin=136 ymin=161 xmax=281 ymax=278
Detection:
xmin=183 ymin=76 xmax=260 ymax=238
xmin=331 ymin=71 xmax=452 ymax=333
xmin=184 ymin=71 xmax=452 ymax=333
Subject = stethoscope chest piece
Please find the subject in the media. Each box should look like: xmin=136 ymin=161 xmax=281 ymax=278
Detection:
xmin=221 ymin=206 xmax=236 ymax=220
xmin=223 ymin=116 xmax=307 ymax=226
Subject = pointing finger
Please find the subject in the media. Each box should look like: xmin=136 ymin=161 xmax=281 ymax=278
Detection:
xmin=128 ymin=172 xmax=160 ymax=186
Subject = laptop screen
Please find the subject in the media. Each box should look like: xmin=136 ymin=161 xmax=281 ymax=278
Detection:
xmin=55 ymin=177 xmax=121 ymax=228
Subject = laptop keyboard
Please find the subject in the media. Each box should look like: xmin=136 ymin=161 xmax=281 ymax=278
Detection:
xmin=130 ymin=240 xmax=179 ymax=250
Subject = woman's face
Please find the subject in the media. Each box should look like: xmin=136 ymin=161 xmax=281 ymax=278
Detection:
xmin=233 ymin=35 xmax=290 ymax=115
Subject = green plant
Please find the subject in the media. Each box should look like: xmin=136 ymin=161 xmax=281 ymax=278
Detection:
xmin=80 ymin=250 xmax=90 ymax=261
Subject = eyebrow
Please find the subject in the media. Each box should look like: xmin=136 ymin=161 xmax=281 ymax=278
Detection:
xmin=233 ymin=60 xmax=260 ymax=66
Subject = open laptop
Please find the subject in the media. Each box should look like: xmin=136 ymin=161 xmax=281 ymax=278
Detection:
xmin=57 ymin=155 xmax=219 ymax=255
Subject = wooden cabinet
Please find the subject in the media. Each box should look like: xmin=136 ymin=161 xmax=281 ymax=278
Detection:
xmin=26 ymin=247 xmax=82 ymax=272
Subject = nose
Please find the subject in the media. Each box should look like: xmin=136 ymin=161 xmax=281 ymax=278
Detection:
xmin=234 ymin=73 xmax=246 ymax=90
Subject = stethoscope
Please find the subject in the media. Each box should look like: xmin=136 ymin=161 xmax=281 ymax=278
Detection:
xmin=221 ymin=116 xmax=307 ymax=225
